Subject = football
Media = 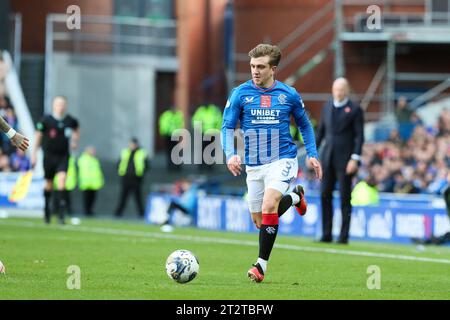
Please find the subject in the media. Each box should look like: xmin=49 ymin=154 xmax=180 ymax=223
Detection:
xmin=0 ymin=260 xmax=5 ymax=274
xmin=165 ymin=249 xmax=199 ymax=284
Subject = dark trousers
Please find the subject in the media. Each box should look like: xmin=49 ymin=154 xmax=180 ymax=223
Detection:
xmin=83 ymin=190 xmax=97 ymax=216
xmin=115 ymin=178 xmax=145 ymax=217
xmin=166 ymin=136 xmax=181 ymax=171
xmin=200 ymin=136 xmax=215 ymax=172
xmin=444 ymin=186 xmax=450 ymax=219
xmin=321 ymin=161 xmax=354 ymax=242
xmin=163 ymin=201 xmax=189 ymax=225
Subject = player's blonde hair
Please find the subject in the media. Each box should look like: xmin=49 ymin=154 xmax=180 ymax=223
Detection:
xmin=248 ymin=44 xmax=282 ymax=67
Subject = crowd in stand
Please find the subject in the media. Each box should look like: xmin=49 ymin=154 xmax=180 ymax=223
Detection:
xmin=0 ymin=52 xmax=30 ymax=173
xmin=357 ymin=100 xmax=450 ymax=195
xmin=296 ymin=97 xmax=450 ymax=196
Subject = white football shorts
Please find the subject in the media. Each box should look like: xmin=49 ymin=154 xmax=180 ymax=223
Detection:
xmin=245 ymin=158 xmax=298 ymax=213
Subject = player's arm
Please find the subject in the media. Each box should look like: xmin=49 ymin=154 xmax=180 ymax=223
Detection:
xmin=71 ymin=119 xmax=80 ymax=150
xmin=221 ymin=88 xmax=242 ymax=176
xmin=71 ymin=128 xmax=80 ymax=150
xmin=346 ymin=105 xmax=364 ymax=175
xmin=351 ymin=105 xmax=364 ymax=161
xmin=31 ymin=130 xmax=42 ymax=168
xmin=0 ymin=116 xmax=29 ymax=151
xmin=292 ymin=92 xmax=322 ymax=180
xmin=316 ymin=104 xmax=325 ymax=148
xmin=31 ymin=119 xmax=46 ymax=168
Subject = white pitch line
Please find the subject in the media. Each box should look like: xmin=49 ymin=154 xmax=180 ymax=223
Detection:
xmin=1 ymin=220 xmax=450 ymax=265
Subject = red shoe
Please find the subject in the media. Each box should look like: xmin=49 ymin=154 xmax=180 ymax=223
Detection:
xmin=247 ymin=263 xmax=264 ymax=283
xmin=293 ymin=185 xmax=307 ymax=216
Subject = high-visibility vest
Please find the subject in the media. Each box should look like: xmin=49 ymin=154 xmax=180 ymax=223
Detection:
xmin=53 ymin=156 xmax=77 ymax=190
xmin=159 ymin=110 xmax=184 ymax=137
xmin=351 ymin=181 xmax=379 ymax=206
xmin=78 ymin=153 xmax=104 ymax=191
xmin=290 ymin=124 xmax=301 ymax=142
xmin=192 ymin=104 xmax=222 ymax=133
xmin=118 ymin=148 xmax=147 ymax=177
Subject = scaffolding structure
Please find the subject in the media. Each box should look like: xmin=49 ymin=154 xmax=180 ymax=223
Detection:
xmin=230 ymin=0 xmax=450 ymax=120
xmin=336 ymin=0 xmax=450 ymax=115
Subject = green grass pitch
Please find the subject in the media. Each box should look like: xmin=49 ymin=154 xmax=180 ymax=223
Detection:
xmin=0 ymin=218 xmax=449 ymax=300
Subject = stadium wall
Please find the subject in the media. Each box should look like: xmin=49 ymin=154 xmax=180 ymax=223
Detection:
xmin=146 ymin=193 xmax=450 ymax=245
xmin=11 ymin=0 xmax=113 ymax=54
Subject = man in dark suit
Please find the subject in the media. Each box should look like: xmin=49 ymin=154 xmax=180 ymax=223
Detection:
xmin=316 ymin=78 xmax=364 ymax=244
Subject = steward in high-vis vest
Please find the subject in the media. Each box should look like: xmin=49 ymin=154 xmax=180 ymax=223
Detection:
xmin=114 ymin=137 xmax=148 ymax=218
xmin=351 ymin=178 xmax=379 ymax=206
xmin=78 ymin=146 xmax=104 ymax=216
xmin=192 ymin=103 xmax=222 ymax=172
xmin=192 ymin=103 xmax=222 ymax=134
xmin=159 ymin=107 xmax=184 ymax=171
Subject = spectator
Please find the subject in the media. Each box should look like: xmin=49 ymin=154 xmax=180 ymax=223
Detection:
xmin=412 ymin=171 xmax=450 ymax=245
xmin=10 ymin=149 xmax=31 ymax=172
xmin=0 ymin=153 xmax=11 ymax=172
xmin=114 ymin=137 xmax=149 ymax=218
xmin=158 ymin=106 xmax=184 ymax=171
xmin=2 ymin=107 xmax=18 ymax=155
xmin=351 ymin=175 xmax=379 ymax=206
xmin=160 ymin=179 xmax=201 ymax=232
xmin=352 ymin=108 xmax=450 ymax=195
xmin=0 ymin=51 xmax=9 ymax=95
xmin=395 ymin=96 xmax=416 ymax=140
xmin=78 ymin=146 xmax=104 ymax=216
xmin=0 ymin=94 xmax=13 ymax=119
xmin=387 ymin=128 xmax=402 ymax=145
xmin=395 ymin=96 xmax=413 ymax=123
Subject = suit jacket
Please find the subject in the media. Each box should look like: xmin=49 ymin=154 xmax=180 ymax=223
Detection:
xmin=316 ymin=99 xmax=364 ymax=170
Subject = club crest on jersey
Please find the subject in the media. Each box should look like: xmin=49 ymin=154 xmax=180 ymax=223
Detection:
xmin=266 ymin=226 xmax=276 ymax=234
xmin=278 ymin=94 xmax=287 ymax=105
xmin=260 ymin=95 xmax=271 ymax=108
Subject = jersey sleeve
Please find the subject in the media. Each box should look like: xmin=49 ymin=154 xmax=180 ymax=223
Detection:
xmin=291 ymin=90 xmax=319 ymax=159
xmin=221 ymin=88 xmax=242 ymax=161
xmin=36 ymin=116 xmax=47 ymax=132
xmin=71 ymin=117 xmax=79 ymax=130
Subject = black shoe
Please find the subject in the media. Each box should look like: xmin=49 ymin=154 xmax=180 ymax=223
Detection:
xmin=336 ymin=239 xmax=348 ymax=245
xmin=319 ymin=237 xmax=332 ymax=243
xmin=411 ymin=237 xmax=427 ymax=245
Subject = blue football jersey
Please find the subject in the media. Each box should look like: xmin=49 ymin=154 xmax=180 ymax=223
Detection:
xmin=221 ymin=80 xmax=318 ymax=166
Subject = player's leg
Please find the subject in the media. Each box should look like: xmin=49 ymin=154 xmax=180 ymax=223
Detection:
xmin=54 ymin=154 xmax=69 ymax=224
xmin=43 ymin=179 xmax=53 ymax=224
xmin=162 ymin=201 xmax=189 ymax=225
xmin=278 ymin=184 xmax=307 ymax=217
xmin=55 ymin=171 xmax=68 ymax=224
xmin=257 ymin=187 xmax=283 ymax=273
xmin=245 ymin=169 xmax=266 ymax=282
xmin=43 ymin=155 xmax=57 ymax=224
xmin=248 ymin=159 xmax=296 ymax=282
xmin=246 ymin=170 xmax=264 ymax=229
